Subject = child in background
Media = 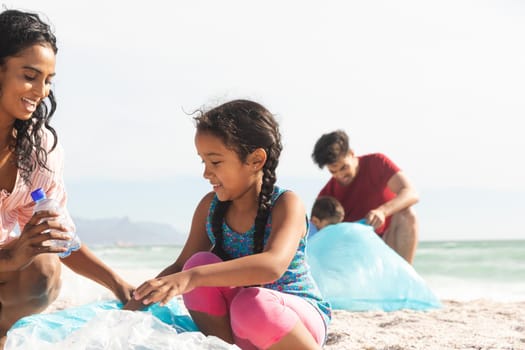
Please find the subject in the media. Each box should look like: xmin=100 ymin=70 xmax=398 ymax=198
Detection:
xmin=127 ymin=100 xmax=330 ymax=349
xmin=307 ymin=195 xmax=345 ymax=238
xmin=306 ymin=196 xmax=441 ymax=312
xmin=310 ymin=196 xmax=345 ymax=232
xmin=0 ymin=9 xmax=134 ymax=345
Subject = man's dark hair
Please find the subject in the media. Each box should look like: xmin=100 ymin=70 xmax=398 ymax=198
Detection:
xmin=312 ymin=130 xmax=349 ymax=168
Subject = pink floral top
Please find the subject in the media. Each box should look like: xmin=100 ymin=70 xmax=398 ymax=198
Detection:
xmin=0 ymin=131 xmax=74 ymax=246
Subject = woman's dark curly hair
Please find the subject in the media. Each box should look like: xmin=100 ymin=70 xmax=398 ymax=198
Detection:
xmin=0 ymin=9 xmax=59 ymax=185
xmin=194 ymin=99 xmax=282 ymax=260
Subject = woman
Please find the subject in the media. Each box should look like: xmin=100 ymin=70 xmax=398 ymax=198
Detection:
xmin=0 ymin=9 xmax=133 ymax=346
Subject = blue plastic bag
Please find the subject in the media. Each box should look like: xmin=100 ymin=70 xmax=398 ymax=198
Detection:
xmin=306 ymin=222 xmax=441 ymax=311
xmin=8 ymin=298 xmax=198 ymax=343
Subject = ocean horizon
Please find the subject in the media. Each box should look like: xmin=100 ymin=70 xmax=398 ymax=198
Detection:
xmin=55 ymin=239 xmax=525 ymax=306
xmin=66 ymin=177 xmax=525 ymax=243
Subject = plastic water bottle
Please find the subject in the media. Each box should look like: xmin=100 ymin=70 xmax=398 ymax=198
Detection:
xmin=30 ymin=188 xmax=81 ymax=258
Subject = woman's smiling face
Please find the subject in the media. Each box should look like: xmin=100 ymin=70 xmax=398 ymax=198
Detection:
xmin=0 ymin=43 xmax=56 ymax=124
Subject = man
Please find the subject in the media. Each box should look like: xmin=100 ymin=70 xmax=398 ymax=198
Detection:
xmin=312 ymin=130 xmax=419 ymax=264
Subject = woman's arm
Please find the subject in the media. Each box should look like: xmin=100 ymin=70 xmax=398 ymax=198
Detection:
xmin=123 ymin=192 xmax=214 ymax=310
xmin=61 ymin=245 xmax=134 ymax=303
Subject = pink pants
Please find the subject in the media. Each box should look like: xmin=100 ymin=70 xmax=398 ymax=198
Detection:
xmin=182 ymin=252 xmax=326 ymax=349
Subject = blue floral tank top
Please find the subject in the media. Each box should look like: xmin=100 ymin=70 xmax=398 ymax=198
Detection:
xmin=206 ymin=186 xmax=331 ymax=326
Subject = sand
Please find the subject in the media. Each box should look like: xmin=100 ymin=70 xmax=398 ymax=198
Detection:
xmin=323 ymin=299 xmax=525 ymax=350
xmin=43 ymin=297 xmax=525 ymax=349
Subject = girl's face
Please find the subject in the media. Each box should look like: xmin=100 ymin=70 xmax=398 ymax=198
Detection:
xmin=0 ymin=43 xmax=56 ymax=124
xmin=195 ymin=131 xmax=261 ymax=202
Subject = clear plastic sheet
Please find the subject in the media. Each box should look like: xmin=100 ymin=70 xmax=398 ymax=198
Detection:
xmin=6 ymin=300 xmax=239 ymax=349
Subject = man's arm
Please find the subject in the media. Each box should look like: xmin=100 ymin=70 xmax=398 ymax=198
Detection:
xmin=381 ymin=171 xmax=419 ymax=216
xmin=366 ymin=171 xmax=419 ymax=229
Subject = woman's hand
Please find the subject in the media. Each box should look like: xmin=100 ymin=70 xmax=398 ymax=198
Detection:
xmin=122 ymin=297 xmax=146 ymax=311
xmin=132 ymin=270 xmax=193 ymax=306
xmin=1 ymin=210 xmax=71 ymax=272
xmin=112 ymin=279 xmax=135 ymax=304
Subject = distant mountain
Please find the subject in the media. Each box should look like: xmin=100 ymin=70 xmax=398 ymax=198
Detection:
xmin=73 ymin=216 xmax=187 ymax=246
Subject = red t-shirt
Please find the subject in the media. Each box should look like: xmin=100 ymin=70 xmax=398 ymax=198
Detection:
xmin=318 ymin=153 xmax=399 ymax=234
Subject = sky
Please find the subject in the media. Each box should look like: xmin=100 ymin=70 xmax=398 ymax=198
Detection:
xmin=6 ymin=0 xmax=525 ymax=241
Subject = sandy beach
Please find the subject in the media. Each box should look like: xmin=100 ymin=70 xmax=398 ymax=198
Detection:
xmin=323 ymin=299 xmax=525 ymax=350
xmin=42 ymin=297 xmax=525 ymax=350
xmin=25 ymin=254 xmax=524 ymax=350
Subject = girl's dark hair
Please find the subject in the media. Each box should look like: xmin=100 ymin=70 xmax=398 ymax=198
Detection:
xmin=0 ymin=9 xmax=59 ymax=185
xmin=194 ymin=99 xmax=282 ymax=260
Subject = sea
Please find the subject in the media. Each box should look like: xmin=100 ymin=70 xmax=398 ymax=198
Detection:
xmin=57 ymin=240 xmax=525 ymax=306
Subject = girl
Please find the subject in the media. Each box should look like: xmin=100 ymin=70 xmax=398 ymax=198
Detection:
xmin=0 ymin=9 xmax=134 ymax=344
xmin=130 ymin=100 xmax=331 ymax=349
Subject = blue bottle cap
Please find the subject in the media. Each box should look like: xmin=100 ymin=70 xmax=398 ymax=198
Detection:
xmin=30 ymin=188 xmax=47 ymax=202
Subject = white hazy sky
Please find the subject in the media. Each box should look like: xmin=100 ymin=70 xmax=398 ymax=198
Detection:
xmin=6 ymin=0 xmax=525 ymax=240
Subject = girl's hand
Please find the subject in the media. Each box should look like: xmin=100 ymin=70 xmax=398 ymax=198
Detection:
xmin=133 ymin=270 xmax=193 ymax=306
xmin=1 ymin=210 xmax=71 ymax=271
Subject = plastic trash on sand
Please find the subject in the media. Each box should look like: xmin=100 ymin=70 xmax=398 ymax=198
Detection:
xmin=306 ymin=222 xmax=441 ymax=311
xmin=6 ymin=299 xmax=239 ymax=349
